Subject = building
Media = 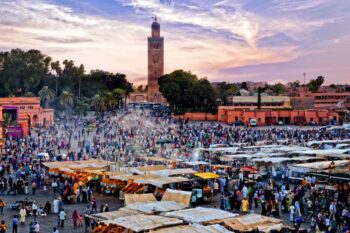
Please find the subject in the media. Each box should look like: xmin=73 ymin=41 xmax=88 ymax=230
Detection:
xmin=289 ymin=86 xmax=350 ymax=110
xmin=127 ymin=17 xmax=166 ymax=104
xmin=313 ymin=92 xmax=350 ymax=109
xmin=147 ymin=17 xmax=165 ymax=103
xmin=218 ymin=107 xmax=338 ymax=126
xmin=0 ymin=105 xmax=2 ymax=153
xmin=226 ymin=96 xmax=291 ymax=109
xmin=0 ymin=97 xmax=54 ymax=136
xmin=290 ymin=97 xmax=315 ymax=110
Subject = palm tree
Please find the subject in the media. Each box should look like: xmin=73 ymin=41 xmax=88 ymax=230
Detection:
xmin=113 ymin=88 xmax=126 ymax=108
xmin=50 ymin=61 xmax=62 ymax=97
xmin=103 ymin=92 xmax=117 ymax=110
xmin=59 ymin=90 xmax=74 ymax=117
xmin=91 ymin=94 xmax=106 ymax=112
xmin=38 ymin=86 xmax=55 ymax=108
xmin=2 ymin=113 xmax=16 ymax=127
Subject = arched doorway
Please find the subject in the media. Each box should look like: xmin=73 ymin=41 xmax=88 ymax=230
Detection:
xmin=32 ymin=115 xmax=39 ymax=127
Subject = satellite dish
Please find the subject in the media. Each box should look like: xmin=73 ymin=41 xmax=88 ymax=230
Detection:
xmin=337 ymin=101 xmax=344 ymax=108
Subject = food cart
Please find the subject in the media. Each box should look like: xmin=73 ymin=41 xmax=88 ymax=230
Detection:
xmin=193 ymin=172 xmax=220 ymax=202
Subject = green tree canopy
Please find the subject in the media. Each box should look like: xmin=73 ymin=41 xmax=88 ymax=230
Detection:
xmin=269 ymin=82 xmax=287 ymax=95
xmin=159 ymin=70 xmax=217 ymax=114
xmin=0 ymin=49 xmax=133 ymax=115
xmin=307 ymin=76 xmax=325 ymax=92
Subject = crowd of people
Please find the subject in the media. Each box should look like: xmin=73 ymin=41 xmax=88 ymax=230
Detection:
xmin=0 ymin=106 xmax=348 ymax=232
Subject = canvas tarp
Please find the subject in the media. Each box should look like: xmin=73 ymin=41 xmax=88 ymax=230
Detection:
xmin=88 ymin=209 xmax=140 ymax=222
xmin=194 ymin=172 xmax=220 ymax=179
xmin=124 ymin=193 xmax=157 ymax=205
xmin=150 ymin=168 xmax=196 ymax=177
xmin=110 ymin=174 xmax=160 ymax=181
xmin=131 ymin=165 xmax=167 ymax=175
xmin=103 ymin=214 xmax=183 ymax=232
xmin=151 ymin=224 xmax=233 ymax=233
xmin=213 ymin=214 xmax=283 ymax=233
xmin=293 ymin=160 xmax=349 ymax=170
xmin=133 ymin=176 xmax=190 ymax=187
xmin=124 ymin=201 xmax=186 ymax=214
xmin=164 ymin=207 xmax=237 ymax=224
xmin=161 ymin=189 xmax=192 ymax=207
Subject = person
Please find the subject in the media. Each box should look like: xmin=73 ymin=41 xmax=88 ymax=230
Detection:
xmin=103 ymin=204 xmax=109 ymax=212
xmin=242 ymin=198 xmax=249 ymax=214
xmin=12 ymin=215 xmax=18 ymax=233
xmin=53 ymin=227 xmax=59 ymax=233
xmin=72 ymin=209 xmax=78 ymax=228
xmin=91 ymin=198 xmax=97 ymax=213
xmin=79 ymin=215 xmax=83 ymax=227
xmin=191 ymin=192 xmax=197 ymax=208
xmin=290 ymin=205 xmax=295 ymax=223
xmin=0 ymin=199 xmax=5 ymax=215
xmin=53 ymin=198 xmax=59 ymax=214
xmin=59 ymin=209 xmax=66 ymax=228
xmin=19 ymin=206 xmax=26 ymax=224
xmin=34 ymin=222 xmax=40 ymax=233
xmin=32 ymin=202 xmax=38 ymax=222
xmin=84 ymin=207 xmax=91 ymax=232
xmin=0 ymin=220 xmax=6 ymax=233
xmin=29 ymin=222 xmax=35 ymax=233
xmin=310 ymin=216 xmax=316 ymax=233
xmin=31 ymin=181 xmax=37 ymax=195
xmin=44 ymin=201 xmax=51 ymax=215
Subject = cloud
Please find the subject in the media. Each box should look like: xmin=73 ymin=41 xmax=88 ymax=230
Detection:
xmin=0 ymin=0 xmax=348 ymax=84
xmin=36 ymin=36 xmax=94 ymax=44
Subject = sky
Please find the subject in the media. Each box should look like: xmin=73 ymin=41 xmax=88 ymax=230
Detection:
xmin=0 ymin=0 xmax=349 ymax=85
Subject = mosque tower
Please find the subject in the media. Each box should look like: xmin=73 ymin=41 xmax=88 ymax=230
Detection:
xmin=147 ymin=16 xmax=164 ymax=103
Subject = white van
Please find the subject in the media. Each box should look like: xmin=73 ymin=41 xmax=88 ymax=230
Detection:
xmin=249 ymin=118 xmax=257 ymax=127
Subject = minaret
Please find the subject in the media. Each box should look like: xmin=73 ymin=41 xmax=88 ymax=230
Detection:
xmin=147 ymin=16 xmax=164 ymax=103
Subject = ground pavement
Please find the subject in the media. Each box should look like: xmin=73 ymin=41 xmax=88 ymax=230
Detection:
xmin=1 ymin=188 xmax=121 ymax=233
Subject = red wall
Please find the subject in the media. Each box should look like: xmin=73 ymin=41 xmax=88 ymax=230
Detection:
xmin=172 ymin=113 xmax=218 ymax=121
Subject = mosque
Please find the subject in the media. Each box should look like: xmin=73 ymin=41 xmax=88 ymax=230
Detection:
xmin=128 ymin=17 xmax=166 ymax=104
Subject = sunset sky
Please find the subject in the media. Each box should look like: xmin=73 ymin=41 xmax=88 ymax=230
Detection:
xmin=1 ymin=0 xmax=349 ymax=85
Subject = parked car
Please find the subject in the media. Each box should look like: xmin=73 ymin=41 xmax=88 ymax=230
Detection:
xmin=249 ymin=119 xmax=257 ymax=127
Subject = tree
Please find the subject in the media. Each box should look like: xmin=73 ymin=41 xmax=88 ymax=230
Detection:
xmin=74 ymin=98 xmax=89 ymax=117
xmin=270 ymin=83 xmax=286 ymax=95
xmin=159 ymin=70 xmax=217 ymax=113
xmin=214 ymin=82 xmax=239 ymax=105
xmin=241 ymin=82 xmax=248 ymax=90
xmin=113 ymin=88 xmax=126 ymax=108
xmin=0 ymin=49 xmax=51 ymax=96
xmin=0 ymin=49 xmax=133 ymax=116
xmin=307 ymin=76 xmax=325 ymax=92
xmin=2 ymin=113 xmax=17 ymax=127
xmin=59 ymin=89 xmax=74 ymax=117
xmin=91 ymin=94 xmax=106 ymax=112
xmin=38 ymin=86 xmax=55 ymax=108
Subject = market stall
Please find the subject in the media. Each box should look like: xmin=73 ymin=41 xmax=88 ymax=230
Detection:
xmin=150 ymin=224 xmax=233 ymax=233
xmin=164 ymin=207 xmax=237 ymax=224
xmin=93 ymin=214 xmax=183 ymax=233
xmin=208 ymin=214 xmax=284 ymax=233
